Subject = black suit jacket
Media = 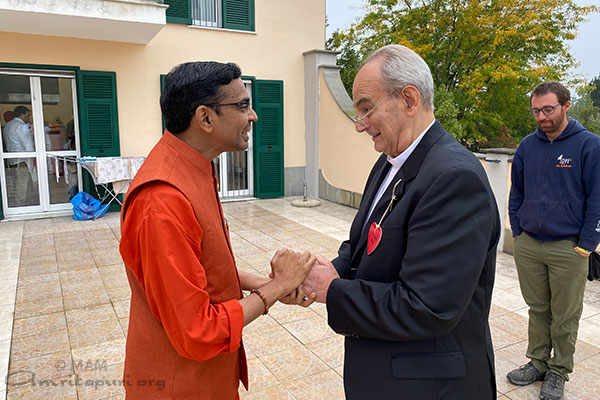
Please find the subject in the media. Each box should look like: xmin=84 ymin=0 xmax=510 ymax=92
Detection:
xmin=327 ymin=121 xmax=500 ymax=399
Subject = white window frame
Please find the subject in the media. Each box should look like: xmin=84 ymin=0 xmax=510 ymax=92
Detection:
xmin=191 ymin=0 xmax=222 ymax=28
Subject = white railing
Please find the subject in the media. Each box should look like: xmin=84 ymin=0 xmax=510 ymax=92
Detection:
xmin=191 ymin=0 xmax=221 ymax=28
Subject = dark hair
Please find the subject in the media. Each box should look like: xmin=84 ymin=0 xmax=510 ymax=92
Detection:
xmin=13 ymin=106 xmax=30 ymax=118
xmin=160 ymin=61 xmax=242 ymax=134
xmin=531 ymin=81 xmax=570 ymax=105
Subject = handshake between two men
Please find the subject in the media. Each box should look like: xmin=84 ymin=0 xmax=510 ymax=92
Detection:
xmin=268 ymin=249 xmax=339 ymax=307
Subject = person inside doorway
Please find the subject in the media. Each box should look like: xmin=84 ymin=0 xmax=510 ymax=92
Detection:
xmin=3 ymin=106 xmax=38 ymax=206
xmin=1 ymin=110 xmax=14 ymax=153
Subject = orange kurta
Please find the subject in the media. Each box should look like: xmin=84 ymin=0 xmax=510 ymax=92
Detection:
xmin=119 ymin=131 xmax=247 ymax=399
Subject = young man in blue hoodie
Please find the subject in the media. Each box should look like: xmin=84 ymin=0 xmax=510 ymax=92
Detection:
xmin=507 ymin=81 xmax=600 ymax=400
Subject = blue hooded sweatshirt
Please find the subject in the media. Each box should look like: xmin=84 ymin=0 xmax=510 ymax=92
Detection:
xmin=509 ymin=119 xmax=600 ymax=251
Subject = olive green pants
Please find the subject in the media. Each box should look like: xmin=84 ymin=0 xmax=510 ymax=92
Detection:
xmin=513 ymin=233 xmax=588 ymax=381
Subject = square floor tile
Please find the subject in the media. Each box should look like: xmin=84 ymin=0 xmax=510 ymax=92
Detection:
xmin=16 ymin=283 xmax=62 ymax=303
xmin=57 ymin=260 xmax=98 ymax=272
xmin=59 ymin=269 xmax=101 ymax=284
xmin=105 ymin=284 xmax=131 ymax=302
xmin=63 ymin=289 xmax=110 ymax=311
xmin=282 ymin=316 xmax=336 ymax=345
xmin=66 ymin=304 xmax=119 ymax=328
xmin=68 ymin=319 xmax=124 ymax=349
xmin=577 ymin=320 xmax=600 ymax=348
xmin=71 ymin=337 xmax=126 ymax=370
xmin=0 ymin=264 xmax=19 ymax=282
xmin=8 ymin=350 xmax=74 ymax=383
xmin=0 ymin=338 xmax=10 ymax=392
xmin=242 ymin=358 xmax=280 ymax=394
xmin=57 ymin=250 xmax=94 ymax=264
xmin=19 ymin=254 xmax=57 ymax=269
xmin=18 ymin=262 xmax=59 ymax=277
xmin=491 ymin=325 xmax=526 ymax=352
xmin=7 ymin=380 xmax=78 ymax=400
xmin=14 ymin=297 xmax=64 ymax=320
xmin=12 ymin=312 xmax=66 ymax=338
xmin=260 ymin=345 xmax=328 ymax=382
xmin=573 ymin=340 xmax=600 ymax=363
xmin=495 ymin=341 xmax=529 ymax=367
xmin=306 ymin=335 xmax=345 ymax=369
xmin=0 ymin=280 xmax=17 ymax=306
xmin=61 ymin=280 xmax=107 ymax=296
xmin=490 ymin=304 xmax=511 ymax=319
xmin=243 ymin=325 xmax=301 ymax=358
xmin=268 ymin=302 xmax=318 ymax=325
xmin=111 ymin=300 xmax=130 ymax=321
xmin=495 ymin=356 xmax=520 ymax=394
xmin=0 ymin=304 xmax=14 ymax=341
xmin=308 ymin=302 xmax=328 ymax=318
xmin=284 ymin=369 xmax=344 ymax=400
xmin=10 ymin=329 xmax=70 ymax=361
xmin=243 ymin=314 xmax=280 ymax=335
xmin=490 ymin=312 xmax=529 ymax=341
xmin=492 ymin=288 xmax=528 ymax=311
xmin=76 ymin=362 xmax=125 ymax=400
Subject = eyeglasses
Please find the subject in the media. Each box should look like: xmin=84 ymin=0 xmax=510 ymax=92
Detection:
xmin=205 ymin=99 xmax=251 ymax=112
xmin=528 ymin=103 xmax=562 ymax=117
xmin=353 ymin=88 xmax=401 ymax=127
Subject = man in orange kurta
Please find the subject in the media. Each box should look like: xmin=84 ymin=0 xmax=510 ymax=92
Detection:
xmin=119 ymin=61 xmax=315 ymax=399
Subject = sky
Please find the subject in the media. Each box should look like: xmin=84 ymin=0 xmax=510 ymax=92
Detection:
xmin=325 ymin=0 xmax=600 ymax=81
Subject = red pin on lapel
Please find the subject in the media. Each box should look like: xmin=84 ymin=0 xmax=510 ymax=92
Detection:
xmin=366 ymin=178 xmax=402 ymax=256
xmin=367 ymin=222 xmax=382 ymax=255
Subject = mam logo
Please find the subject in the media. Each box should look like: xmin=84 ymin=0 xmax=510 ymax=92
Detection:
xmin=556 ymin=154 xmax=572 ymax=168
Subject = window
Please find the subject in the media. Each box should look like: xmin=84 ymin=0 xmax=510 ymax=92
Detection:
xmin=165 ymin=0 xmax=254 ymax=32
xmin=192 ymin=0 xmax=221 ymax=28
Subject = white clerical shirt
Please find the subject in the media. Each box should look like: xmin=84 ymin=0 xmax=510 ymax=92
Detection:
xmin=363 ymin=119 xmax=436 ymax=228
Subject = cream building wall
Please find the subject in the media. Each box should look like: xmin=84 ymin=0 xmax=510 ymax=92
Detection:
xmin=318 ymin=70 xmax=378 ymax=194
xmin=0 ymin=0 xmax=325 ymax=166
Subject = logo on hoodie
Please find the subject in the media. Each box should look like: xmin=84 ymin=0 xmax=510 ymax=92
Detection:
xmin=556 ymin=154 xmax=572 ymax=168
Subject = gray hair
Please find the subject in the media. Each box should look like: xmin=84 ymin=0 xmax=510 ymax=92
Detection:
xmin=364 ymin=44 xmax=434 ymax=110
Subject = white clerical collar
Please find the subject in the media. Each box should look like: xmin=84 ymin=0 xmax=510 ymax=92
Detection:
xmin=386 ymin=119 xmax=435 ymax=168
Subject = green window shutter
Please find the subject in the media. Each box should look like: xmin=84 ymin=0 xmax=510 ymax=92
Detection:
xmin=76 ymin=70 xmax=121 ymax=208
xmin=165 ymin=0 xmax=191 ymax=24
xmin=160 ymin=74 xmax=166 ymax=133
xmin=77 ymin=70 xmax=120 ymax=157
xmin=223 ymin=0 xmax=254 ymax=31
xmin=254 ymin=80 xmax=283 ymax=198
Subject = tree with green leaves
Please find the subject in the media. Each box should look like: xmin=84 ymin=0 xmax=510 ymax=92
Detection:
xmin=327 ymin=0 xmax=596 ymax=149
xmin=570 ymin=81 xmax=600 ymax=136
xmin=590 ymin=74 xmax=600 ymax=109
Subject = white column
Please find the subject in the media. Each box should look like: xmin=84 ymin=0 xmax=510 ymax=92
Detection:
xmin=302 ymin=49 xmax=339 ymax=198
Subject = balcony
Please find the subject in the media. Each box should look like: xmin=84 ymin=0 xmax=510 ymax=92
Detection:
xmin=0 ymin=0 xmax=167 ymax=44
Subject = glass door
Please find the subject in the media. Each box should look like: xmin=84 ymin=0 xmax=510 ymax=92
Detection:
xmin=0 ymin=75 xmax=38 ymax=210
xmin=215 ymin=80 xmax=254 ymax=199
xmin=40 ymin=76 xmax=80 ymax=208
xmin=0 ymin=70 xmax=80 ymax=217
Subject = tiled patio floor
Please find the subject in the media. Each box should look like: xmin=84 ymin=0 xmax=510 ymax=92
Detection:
xmin=0 ymin=197 xmax=599 ymax=399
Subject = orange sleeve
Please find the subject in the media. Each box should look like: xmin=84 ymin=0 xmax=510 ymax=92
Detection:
xmin=120 ymin=183 xmax=244 ymax=361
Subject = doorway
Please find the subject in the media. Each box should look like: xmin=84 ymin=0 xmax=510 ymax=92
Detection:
xmin=0 ymin=70 xmax=81 ymax=218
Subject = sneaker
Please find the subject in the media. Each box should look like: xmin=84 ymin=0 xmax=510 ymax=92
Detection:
xmin=507 ymin=361 xmax=545 ymax=386
xmin=540 ymin=371 xmax=565 ymax=400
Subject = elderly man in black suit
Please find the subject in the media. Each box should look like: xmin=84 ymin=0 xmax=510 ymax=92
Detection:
xmin=303 ymin=44 xmax=500 ymax=399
